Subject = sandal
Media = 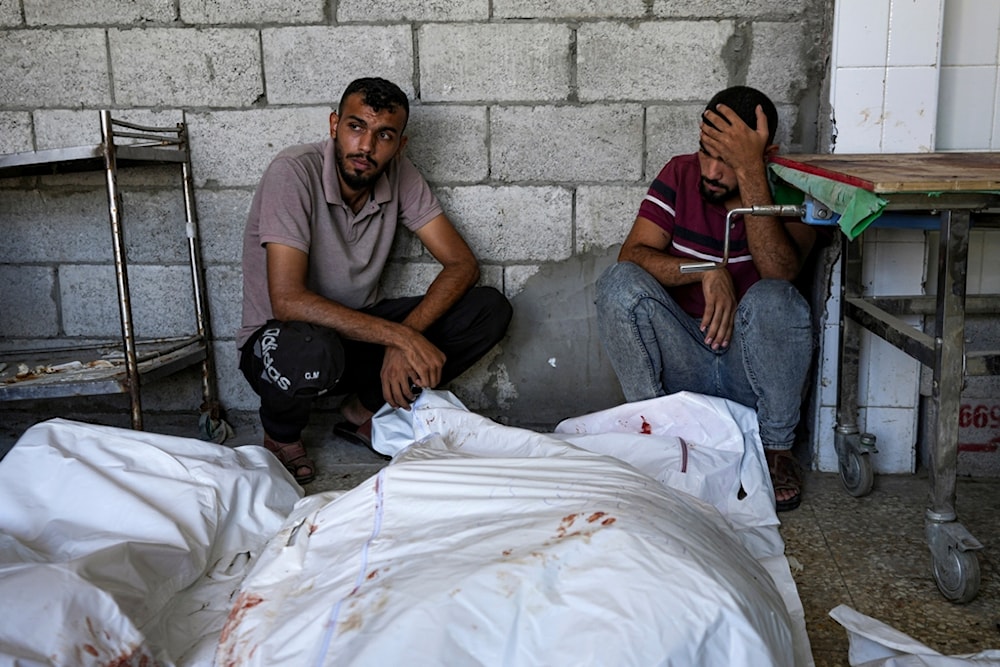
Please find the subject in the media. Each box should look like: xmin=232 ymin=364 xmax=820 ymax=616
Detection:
xmin=765 ymin=448 xmax=803 ymax=512
xmin=333 ymin=419 xmax=373 ymax=449
xmin=263 ymin=434 xmax=316 ymax=485
xmin=334 ymin=419 xmax=389 ymax=460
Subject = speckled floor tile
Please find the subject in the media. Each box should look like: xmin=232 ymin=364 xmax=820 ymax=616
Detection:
xmin=784 ymin=471 xmax=1000 ymax=663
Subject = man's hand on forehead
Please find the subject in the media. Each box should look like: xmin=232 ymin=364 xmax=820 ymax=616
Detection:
xmin=699 ymin=103 xmax=769 ymax=170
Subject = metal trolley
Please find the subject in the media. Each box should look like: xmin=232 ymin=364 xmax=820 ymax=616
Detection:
xmin=771 ymin=153 xmax=1000 ymax=603
xmin=0 ymin=111 xmax=224 ymax=436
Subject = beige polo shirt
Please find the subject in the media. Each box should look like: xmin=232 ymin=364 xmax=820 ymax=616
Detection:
xmin=238 ymin=139 xmax=442 ymax=348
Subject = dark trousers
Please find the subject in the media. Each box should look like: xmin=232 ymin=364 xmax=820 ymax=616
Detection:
xmin=240 ymin=286 xmax=512 ymax=442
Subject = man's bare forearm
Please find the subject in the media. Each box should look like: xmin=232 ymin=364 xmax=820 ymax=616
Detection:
xmin=733 ymin=163 xmax=803 ymax=280
xmin=400 ymin=261 xmax=479 ymax=333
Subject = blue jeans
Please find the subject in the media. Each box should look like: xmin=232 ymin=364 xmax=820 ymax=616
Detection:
xmin=596 ymin=261 xmax=813 ymax=450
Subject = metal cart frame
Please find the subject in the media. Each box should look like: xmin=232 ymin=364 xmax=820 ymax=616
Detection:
xmin=772 ymin=153 xmax=1000 ymax=603
xmin=0 ymin=110 xmax=221 ymax=433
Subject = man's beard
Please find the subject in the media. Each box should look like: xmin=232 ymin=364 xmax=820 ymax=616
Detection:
xmin=335 ymin=144 xmax=383 ymax=190
xmin=699 ymin=177 xmax=737 ymax=205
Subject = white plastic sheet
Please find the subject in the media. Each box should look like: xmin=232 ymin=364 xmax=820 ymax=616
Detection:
xmin=830 ymin=605 xmax=1000 ymax=666
xmin=217 ymin=390 xmax=811 ymax=666
xmin=0 ymin=418 xmax=301 ymax=667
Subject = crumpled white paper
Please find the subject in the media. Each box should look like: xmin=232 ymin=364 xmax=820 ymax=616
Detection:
xmin=0 ymin=418 xmax=301 ymax=666
xmin=830 ymin=604 xmax=1000 ymax=666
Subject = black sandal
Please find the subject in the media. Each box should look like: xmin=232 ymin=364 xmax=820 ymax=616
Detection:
xmin=765 ymin=448 xmax=803 ymax=512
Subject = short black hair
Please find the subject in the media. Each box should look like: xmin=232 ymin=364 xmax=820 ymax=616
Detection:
xmin=704 ymin=86 xmax=778 ymax=145
xmin=339 ymin=77 xmax=410 ymax=122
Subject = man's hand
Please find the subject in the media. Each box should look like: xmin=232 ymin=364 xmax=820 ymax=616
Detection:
xmin=380 ymin=329 xmax=446 ymax=409
xmin=700 ymin=269 xmax=737 ymax=350
xmin=699 ymin=103 xmax=769 ymax=178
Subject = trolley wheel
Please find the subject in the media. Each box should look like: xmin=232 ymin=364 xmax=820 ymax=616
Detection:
xmin=932 ymin=548 xmax=981 ymax=604
xmin=839 ymin=449 xmax=874 ymax=497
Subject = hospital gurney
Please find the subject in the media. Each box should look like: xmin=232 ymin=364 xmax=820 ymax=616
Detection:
xmin=768 ymin=153 xmax=1000 ymax=604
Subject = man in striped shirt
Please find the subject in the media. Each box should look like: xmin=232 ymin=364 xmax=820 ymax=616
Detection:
xmin=596 ymin=86 xmax=818 ymax=511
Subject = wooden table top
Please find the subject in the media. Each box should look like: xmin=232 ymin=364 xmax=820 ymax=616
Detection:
xmin=770 ymin=153 xmax=1000 ymax=194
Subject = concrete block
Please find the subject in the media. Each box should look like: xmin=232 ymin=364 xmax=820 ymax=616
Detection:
xmin=0 ymin=189 xmax=111 ymax=263
xmin=217 ymin=339 xmax=259 ymax=411
xmin=0 ymin=0 xmax=22 ymax=26
xmin=379 ymin=261 xmax=441 ymax=299
xmin=0 ymin=265 xmax=59 ymax=338
xmin=61 ymin=264 xmax=197 ymax=338
xmin=339 ymin=0 xmax=486 ymax=21
xmin=0 ymin=29 xmax=111 ymax=107
xmin=186 ymin=107 xmax=331 ymax=187
xmin=575 ymin=185 xmax=646 ymax=253
xmin=405 ymin=105 xmax=488 ymax=184
xmin=109 ymin=28 xmax=262 ymax=108
xmin=748 ymin=22 xmax=812 ymax=103
xmin=436 ymin=186 xmax=572 ymax=262
xmin=492 ymin=105 xmax=643 ymax=182
xmin=504 ymin=264 xmax=541 ymax=298
xmin=24 ymin=0 xmax=174 ymax=25
xmin=180 ymin=0 xmax=324 ymax=24
xmin=494 ymin=0 xmax=644 ymax=18
xmin=120 ymin=190 xmax=191 ymax=264
xmin=205 ymin=264 xmax=243 ymax=341
xmin=388 ymin=226 xmax=425 ymax=261
xmin=0 ymin=111 xmax=33 ymax=154
xmin=195 ymin=189 xmax=254 ymax=264
xmin=653 ymin=0 xmax=810 ymax=18
xmin=419 ymin=23 xmax=572 ymax=102
xmin=501 ymin=249 xmax=624 ymax=425
xmin=262 ymin=26 xmax=413 ymax=105
xmin=578 ymin=21 xmax=733 ymax=102
xmin=645 ymin=104 xmax=702 ymax=179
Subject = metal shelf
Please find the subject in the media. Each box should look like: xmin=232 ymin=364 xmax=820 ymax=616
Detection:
xmin=0 ymin=111 xmax=222 ymax=433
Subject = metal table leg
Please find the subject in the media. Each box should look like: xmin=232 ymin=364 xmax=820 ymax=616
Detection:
xmin=835 ymin=234 xmax=877 ymax=496
xmin=925 ymin=210 xmax=983 ymax=603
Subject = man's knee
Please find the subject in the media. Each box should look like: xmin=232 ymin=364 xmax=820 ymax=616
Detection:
xmin=241 ymin=320 xmax=345 ymax=401
xmin=742 ymin=279 xmax=810 ymax=322
xmin=596 ymin=261 xmax=649 ymax=313
xmin=475 ymin=286 xmax=513 ymax=343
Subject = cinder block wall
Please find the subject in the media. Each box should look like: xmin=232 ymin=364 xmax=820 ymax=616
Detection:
xmin=0 ymin=0 xmax=833 ymax=445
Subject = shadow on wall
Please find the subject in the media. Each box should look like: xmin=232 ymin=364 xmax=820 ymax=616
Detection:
xmin=501 ymin=247 xmax=625 ymax=428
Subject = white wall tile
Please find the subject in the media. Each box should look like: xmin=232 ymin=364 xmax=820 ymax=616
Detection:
xmin=936 ymin=66 xmax=997 ymax=149
xmin=832 ymin=67 xmax=887 ymax=152
xmin=978 ymin=231 xmax=1000 ymax=292
xmin=883 ymin=66 xmax=939 ymax=151
xmin=819 ymin=321 xmax=841 ymax=408
xmin=941 ymin=0 xmax=1000 ymax=66
xmin=864 ymin=406 xmax=918 ymax=473
xmin=866 ymin=235 xmax=928 ymax=294
xmin=814 ymin=406 xmax=839 ymax=472
xmin=834 ymin=0 xmax=891 ymax=67
xmin=863 ymin=332 xmax=922 ymax=408
xmin=888 ymin=0 xmax=943 ymax=66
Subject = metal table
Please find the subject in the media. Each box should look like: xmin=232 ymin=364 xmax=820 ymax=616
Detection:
xmin=771 ymin=152 xmax=1000 ymax=603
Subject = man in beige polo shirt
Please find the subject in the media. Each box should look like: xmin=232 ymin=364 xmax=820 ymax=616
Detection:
xmin=238 ymin=77 xmax=512 ymax=484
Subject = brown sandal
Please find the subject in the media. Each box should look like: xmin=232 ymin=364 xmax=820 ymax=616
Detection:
xmin=765 ymin=448 xmax=803 ymax=512
xmin=263 ymin=434 xmax=316 ymax=485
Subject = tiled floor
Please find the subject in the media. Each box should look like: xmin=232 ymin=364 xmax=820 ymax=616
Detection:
xmin=781 ymin=471 xmax=1000 ymax=666
xmin=304 ymin=432 xmax=1000 ymax=666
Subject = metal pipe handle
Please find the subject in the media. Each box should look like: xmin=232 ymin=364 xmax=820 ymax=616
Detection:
xmin=679 ymin=204 xmax=805 ymax=273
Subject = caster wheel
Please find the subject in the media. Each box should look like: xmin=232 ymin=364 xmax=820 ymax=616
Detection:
xmin=840 ymin=449 xmax=874 ymax=497
xmin=933 ymin=548 xmax=980 ymax=604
